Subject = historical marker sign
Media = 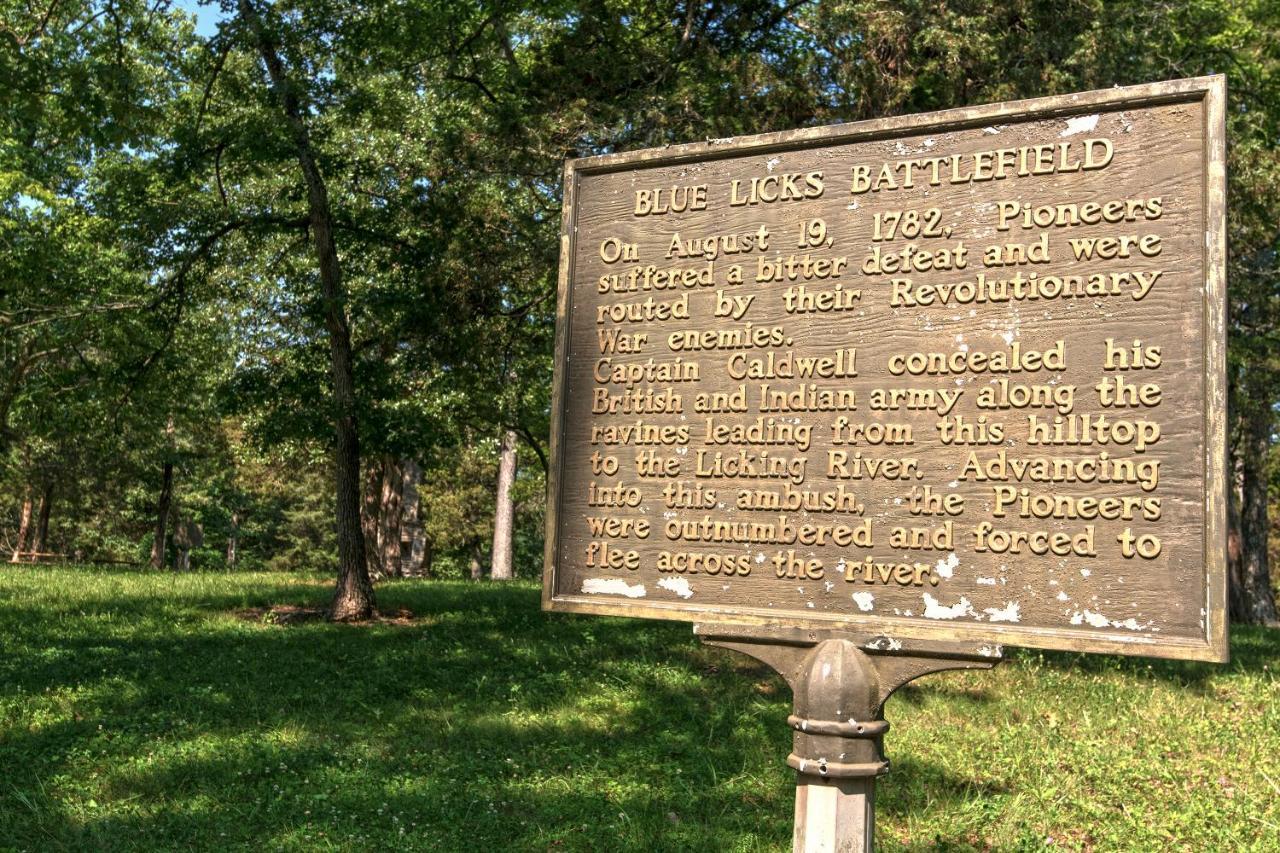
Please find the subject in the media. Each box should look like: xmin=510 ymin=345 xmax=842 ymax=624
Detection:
xmin=543 ymin=76 xmax=1227 ymax=663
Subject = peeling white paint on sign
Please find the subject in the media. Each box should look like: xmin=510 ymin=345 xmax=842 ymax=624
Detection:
xmin=1069 ymin=609 xmax=1154 ymax=631
xmin=851 ymin=592 xmax=875 ymax=612
xmin=657 ymin=577 xmax=694 ymax=599
xmin=1060 ymin=113 xmax=1100 ymax=136
xmin=934 ymin=553 xmax=959 ymax=579
xmin=1071 ymin=610 xmax=1108 ymax=627
xmin=582 ymin=578 xmax=646 ymax=598
xmin=922 ymin=593 xmax=976 ymax=620
xmin=983 ymin=602 xmax=1021 ymax=623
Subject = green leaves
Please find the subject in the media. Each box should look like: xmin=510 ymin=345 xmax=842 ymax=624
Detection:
xmin=5 ymin=0 xmax=1279 ymax=593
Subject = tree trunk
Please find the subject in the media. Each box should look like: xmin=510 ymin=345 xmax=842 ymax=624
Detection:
xmin=150 ymin=462 xmax=173 ymax=570
xmin=10 ymin=489 xmax=32 ymax=563
xmin=422 ymin=539 xmax=434 ymax=579
xmin=490 ymin=429 xmax=518 ymax=580
xmin=1239 ymin=403 xmax=1279 ymax=625
xmin=227 ymin=511 xmax=239 ymax=571
xmin=400 ymin=460 xmax=425 ymax=577
xmin=1227 ymin=451 xmax=1249 ymax=622
xmin=31 ymin=483 xmax=53 ymax=556
xmin=380 ymin=456 xmax=405 ymax=578
xmin=469 ymin=539 xmax=484 ymax=581
xmin=239 ymin=0 xmax=374 ymax=620
xmin=362 ymin=459 xmax=384 ymax=580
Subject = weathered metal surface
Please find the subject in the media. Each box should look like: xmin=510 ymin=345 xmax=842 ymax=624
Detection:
xmin=699 ymin=627 xmax=999 ymax=853
xmin=543 ymin=77 xmax=1228 ymax=663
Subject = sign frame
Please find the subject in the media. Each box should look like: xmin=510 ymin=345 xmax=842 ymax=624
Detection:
xmin=542 ymin=75 xmax=1228 ymax=663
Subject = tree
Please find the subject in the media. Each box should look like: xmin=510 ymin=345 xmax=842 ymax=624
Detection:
xmin=489 ymin=429 xmax=518 ymax=580
xmin=1225 ymin=129 xmax=1280 ymax=625
xmin=5 ymin=0 xmax=1275 ymax=622
xmin=8 ymin=488 xmax=31 ymax=562
xmin=228 ymin=0 xmax=373 ymax=618
xmin=416 ymin=438 xmax=497 ymax=579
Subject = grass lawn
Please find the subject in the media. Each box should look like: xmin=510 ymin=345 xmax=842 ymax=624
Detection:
xmin=0 ymin=566 xmax=1276 ymax=851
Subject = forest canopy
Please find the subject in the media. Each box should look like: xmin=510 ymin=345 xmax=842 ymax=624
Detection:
xmin=1 ymin=0 xmax=1276 ymax=624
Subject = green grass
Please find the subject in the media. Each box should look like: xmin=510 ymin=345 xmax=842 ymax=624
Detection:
xmin=0 ymin=566 xmax=1276 ymax=851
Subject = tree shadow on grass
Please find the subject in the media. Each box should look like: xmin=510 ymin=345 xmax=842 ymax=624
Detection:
xmin=893 ymin=679 xmax=996 ymax=709
xmin=0 ymin=573 xmax=1038 ymax=851
xmin=875 ymin=754 xmax=1010 ymax=820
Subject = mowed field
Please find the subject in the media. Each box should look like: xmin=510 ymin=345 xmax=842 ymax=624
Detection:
xmin=0 ymin=566 xmax=1276 ymax=851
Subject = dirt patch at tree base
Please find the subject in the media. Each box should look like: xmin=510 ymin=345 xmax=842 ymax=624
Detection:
xmin=234 ymin=605 xmax=417 ymax=626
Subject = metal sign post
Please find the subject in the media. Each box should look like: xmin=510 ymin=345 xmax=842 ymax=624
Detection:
xmin=697 ymin=625 xmax=998 ymax=852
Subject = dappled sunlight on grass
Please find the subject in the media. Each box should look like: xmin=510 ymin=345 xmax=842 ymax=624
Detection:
xmin=0 ymin=566 xmax=1277 ymax=850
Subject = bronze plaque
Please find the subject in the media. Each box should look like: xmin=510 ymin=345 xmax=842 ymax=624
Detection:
xmin=542 ymin=77 xmax=1227 ymax=662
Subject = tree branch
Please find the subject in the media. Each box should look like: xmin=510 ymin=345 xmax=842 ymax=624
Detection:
xmin=446 ymin=72 xmax=497 ymax=103
xmin=510 ymin=422 xmax=548 ymax=475
xmin=195 ymin=37 xmax=233 ymax=138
